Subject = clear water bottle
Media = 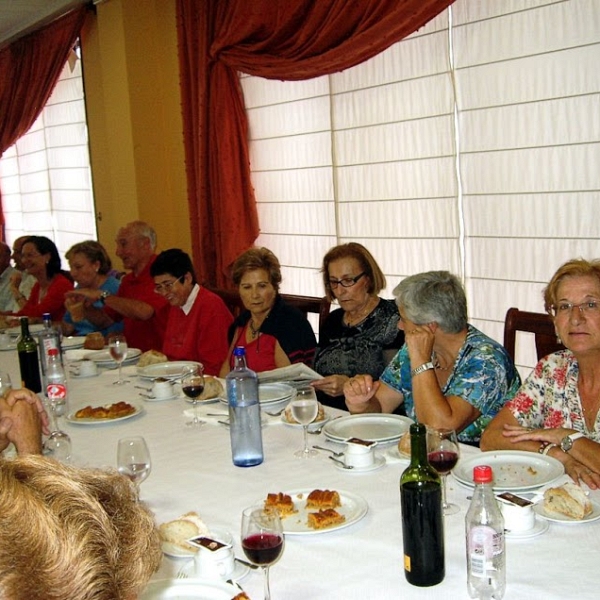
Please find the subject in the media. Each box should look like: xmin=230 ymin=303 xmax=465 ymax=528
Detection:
xmin=226 ymin=346 xmax=263 ymax=467
xmin=465 ymin=465 xmax=506 ymax=599
xmin=39 ymin=312 xmax=63 ymax=391
xmin=46 ymin=347 xmax=68 ymax=417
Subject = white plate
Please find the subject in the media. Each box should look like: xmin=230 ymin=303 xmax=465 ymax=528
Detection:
xmin=505 ymin=518 xmax=549 ymax=539
xmin=6 ymin=323 xmax=45 ymax=335
xmin=332 ymin=455 xmax=386 ymax=473
xmin=70 ymin=371 xmax=100 ymax=379
xmin=218 ymin=383 xmax=294 ymax=406
xmin=272 ymin=489 xmax=368 ymax=535
xmin=533 ymin=499 xmax=600 ymax=524
xmin=323 ymin=414 xmax=413 ymax=444
xmin=87 ymin=348 xmax=142 ymax=366
xmin=141 ymin=578 xmax=242 ymax=600
xmin=143 ymin=393 xmax=179 ymax=402
xmin=65 ymin=403 xmax=143 ymax=425
xmin=161 ymin=541 xmax=196 ymax=559
xmin=136 ymin=361 xmax=202 ymax=379
xmin=0 ymin=343 xmax=17 ymax=352
xmin=61 ymin=336 xmax=86 ymax=349
xmin=176 ymin=558 xmax=250 ymax=582
xmin=453 ymin=451 xmax=565 ymax=491
xmin=384 ymin=446 xmax=411 ymax=464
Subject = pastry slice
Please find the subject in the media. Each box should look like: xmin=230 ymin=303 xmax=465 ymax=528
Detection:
xmin=265 ymin=492 xmax=297 ymax=518
xmin=307 ymin=508 xmax=346 ymax=530
xmin=306 ymin=489 xmax=341 ymax=510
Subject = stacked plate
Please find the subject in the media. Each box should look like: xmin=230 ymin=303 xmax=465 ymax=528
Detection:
xmin=323 ymin=414 xmax=413 ymax=445
xmin=218 ymin=382 xmax=294 ymax=406
xmin=87 ymin=348 xmax=142 ymax=368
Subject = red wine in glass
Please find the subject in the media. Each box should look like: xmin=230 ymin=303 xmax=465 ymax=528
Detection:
xmin=181 ymin=367 xmax=205 ymax=427
xmin=242 ymin=533 xmax=284 ymax=565
xmin=182 ymin=383 xmax=204 ymax=398
xmin=428 ymin=450 xmax=459 ymax=476
xmin=427 ymin=428 xmax=461 ymax=515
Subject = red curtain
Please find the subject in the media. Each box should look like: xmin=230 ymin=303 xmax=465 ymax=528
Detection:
xmin=0 ymin=6 xmax=88 ymax=234
xmin=176 ymin=0 xmax=455 ymax=287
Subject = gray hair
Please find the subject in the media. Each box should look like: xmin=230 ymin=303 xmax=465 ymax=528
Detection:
xmin=393 ymin=271 xmax=468 ymax=333
xmin=125 ymin=221 xmax=157 ymax=251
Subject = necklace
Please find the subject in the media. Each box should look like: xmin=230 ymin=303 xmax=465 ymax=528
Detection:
xmin=344 ymin=297 xmax=375 ymax=327
xmin=249 ymin=320 xmax=261 ymax=339
xmin=432 ymin=352 xmax=454 ymax=371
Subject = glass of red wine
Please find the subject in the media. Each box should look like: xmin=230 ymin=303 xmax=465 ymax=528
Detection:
xmin=181 ymin=364 xmax=205 ymax=427
xmin=427 ymin=427 xmax=460 ymax=515
xmin=108 ymin=333 xmax=129 ymax=385
xmin=241 ymin=505 xmax=284 ymax=600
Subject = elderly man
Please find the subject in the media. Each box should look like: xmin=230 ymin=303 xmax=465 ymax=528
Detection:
xmin=65 ymin=221 xmax=169 ymax=352
xmin=0 ymin=243 xmax=16 ymax=312
xmin=7 ymin=236 xmax=36 ymax=312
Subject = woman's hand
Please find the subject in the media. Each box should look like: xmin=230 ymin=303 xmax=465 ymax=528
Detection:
xmin=563 ymin=456 xmax=600 ymax=490
xmin=343 ymin=375 xmax=379 ymax=411
xmin=404 ymin=324 xmax=436 ymax=366
xmin=501 ymin=424 xmax=574 ymax=446
xmin=311 ymin=375 xmax=349 ymax=397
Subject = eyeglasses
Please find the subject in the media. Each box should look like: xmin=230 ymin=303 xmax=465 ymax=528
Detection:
xmin=549 ymin=301 xmax=600 ymax=317
xmin=154 ymin=276 xmax=183 ymax=294
xmin=327 ymin=272 xmax=366 ymax=289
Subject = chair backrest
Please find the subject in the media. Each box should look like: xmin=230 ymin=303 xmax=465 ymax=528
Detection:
xmin=503 ymin=307 xmax=565 ymax=363
xmin=210 ymin=289 xmax=330 ymax=339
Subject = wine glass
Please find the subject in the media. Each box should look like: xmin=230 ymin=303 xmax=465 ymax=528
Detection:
xmin=0 ymin=372 xmax=12 ymax=397
xmin=181 ymin=364 xmax=205 ymax=427
xmin=427 ymin=427 xmax=460 ymax=515
xmin=108 ymin=333 xmax=129 ymax=385
xmin=241 ymin=505 xmax=284 ymax=600
xmin=289 ymin=386 xmax=319 ymax=459
xmin=117 ymin=436 xmax=151 ymax=498
xmin=42 ymin=398 xmax=72 ymax=463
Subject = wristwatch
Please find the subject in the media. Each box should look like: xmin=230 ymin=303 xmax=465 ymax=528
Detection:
xmin=99 ymin=290 xmax=111 ymax=305
xmin=559 ymin=432 xmax=585 ymax=453
xmin=411 ymin=362 xmax=435 ymax=377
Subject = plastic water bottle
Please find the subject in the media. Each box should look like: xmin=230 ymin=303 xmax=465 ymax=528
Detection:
xmin=226 ymin=346 xmax=263 ymax=467
xmin=46 ymin=347 xmax=68 ymax=417
xmin=39 ymin=312 xmax=63 ymax=390
xmin=465 ymin=465 xmax=506 ymax=599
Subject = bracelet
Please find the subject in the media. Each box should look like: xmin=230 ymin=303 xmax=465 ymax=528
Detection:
xmin=542 ymin=443 xmax=557 ymax=456
xmin=411 ymin=362 xmax=435 ymax=377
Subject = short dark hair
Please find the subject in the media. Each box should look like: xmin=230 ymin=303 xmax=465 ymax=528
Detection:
xmin=150 ymin=249 xmax=197 ymax=285
xmin=23 ymin=236 xmax=62 ymax=278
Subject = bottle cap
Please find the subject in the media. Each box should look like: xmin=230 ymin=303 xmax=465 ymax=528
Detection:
xmin=473 ymin=465 xmax=493 ymax=483
xmin=48 ymin=348 xmax=59 ymax=357
xmin=233 ymin=346 xmax=246 ymax=357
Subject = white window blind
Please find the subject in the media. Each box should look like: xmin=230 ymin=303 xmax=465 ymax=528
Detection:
xmin=241 ymin=0 xmax=600 ymax=375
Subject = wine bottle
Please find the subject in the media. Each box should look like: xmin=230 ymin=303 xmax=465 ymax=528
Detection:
xmin=17 ymin=317 xmax=42 ymax=393
xmin=400 ymin=422 xmax=445 ymax=586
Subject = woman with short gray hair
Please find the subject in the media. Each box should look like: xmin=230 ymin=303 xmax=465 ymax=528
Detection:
xmin=344 ymin=271 xmax=520 ymax=444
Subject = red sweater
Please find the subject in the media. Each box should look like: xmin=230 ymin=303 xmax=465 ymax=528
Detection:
xmin=17 ymin=274 xmax=73 ymax=321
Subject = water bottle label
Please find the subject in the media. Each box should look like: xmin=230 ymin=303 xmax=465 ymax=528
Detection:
xmin=468 ymin=525 xmax=503 ymax=577
xmin=47 ymin=383 xmax=67 ymax=401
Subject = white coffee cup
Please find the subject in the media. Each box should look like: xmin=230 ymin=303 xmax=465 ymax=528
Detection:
xmin=0 ymin=333 xmax=10 ymax=348
xmin=192 ymin=528 xmax=235 ymax=580
xmin=78 ymin=360 xmax=98 ymax=377
xmin=498 ymin=495 xmax=535 ymax=532
xmin=152 ymin=378 xmax=173 ymax=399
xmin=345 ymin=438 xmax=376 ymax=468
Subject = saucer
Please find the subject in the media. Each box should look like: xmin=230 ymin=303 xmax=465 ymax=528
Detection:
xmin=178 ymin=556 xmax=250 ymax=582
xmin=71 ymin=371 xmax=100 ymax=379
xmin=505 ymin=518 xmax=549 ymax=539
xmin=144 ymin=393 xmax=179 ymax=402
xmin=332 ymin=455 xmax=386 ymax=473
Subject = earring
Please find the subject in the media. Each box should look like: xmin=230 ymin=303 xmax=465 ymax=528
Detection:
xmin=556 ymin=332 xmax=562 ymax=344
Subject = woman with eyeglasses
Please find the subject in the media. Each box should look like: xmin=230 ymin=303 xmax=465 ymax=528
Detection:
xmin=481 ymin=258 xmax=600 ymax=488
xmin=344 ymin=270 xmax=521 ymax=444
xmin=311 ymin=243 xmax=404 ymax=411
xmin=5 ymin=236 xmax=74 ymax=323
xmin=150 ymin=249 xmax=232 ymax=375
xmin=62 ymin=241 xmax=123 ymax=337
xmin=219 ymin=247 xmax=316 ymax=376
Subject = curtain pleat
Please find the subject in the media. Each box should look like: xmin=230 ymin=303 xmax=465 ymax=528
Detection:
xmin=0 ymin=6 xmax=88 ymax=233
xmin=176 ymin=0 xmax=455 ymax=286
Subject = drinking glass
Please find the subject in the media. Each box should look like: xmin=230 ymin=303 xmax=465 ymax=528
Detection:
xmin=0 ymin=372 xmax=12 ymax=397
xmin=117 ymin=436 xmax=151 ymax=498
xmin=427 ymin=427 xmax=460 ymax=515
xmin=181 ymin=364 xmax=205 ymax=427
xmin=289 ymin=387 xmax=319 ymax=459
xmin=241 ymin=505 xmax=284 ymax=600
xmin=108 ymin=333 xmax=129 ymax=385
xmin=42 ymin=398 xmax=72 ymax=463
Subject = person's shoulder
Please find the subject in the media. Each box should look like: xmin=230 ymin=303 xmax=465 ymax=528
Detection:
xmin=103 ymin=276 xmax=121 ymax=293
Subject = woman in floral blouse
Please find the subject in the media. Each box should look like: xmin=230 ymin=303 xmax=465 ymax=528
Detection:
xmin=481 ymin=258 xmax=600 ymax=489
xmin=344 ymin=271 xmax=520 ymax=444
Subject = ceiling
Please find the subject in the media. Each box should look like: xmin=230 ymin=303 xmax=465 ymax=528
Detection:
xmin=0 ymin=0 xmax=90 ymax=48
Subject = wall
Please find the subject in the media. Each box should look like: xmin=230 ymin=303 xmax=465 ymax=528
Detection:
xmin=81 ymin=0 xmax=190 ymax=261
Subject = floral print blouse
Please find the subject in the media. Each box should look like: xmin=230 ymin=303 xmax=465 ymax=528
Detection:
xmin=506 ymin=350 xmax=600 ymax=442
xmin=380 ymin=325 xmax=521 ymax=443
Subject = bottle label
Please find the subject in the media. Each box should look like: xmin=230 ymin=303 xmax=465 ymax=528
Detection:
xmin=403 ymin=554 xmax=411 ymax=572
xmin=468 ymin=525 xmax=504 ymax=578
xmin=47 ymin=383 xmax=67 ymax=401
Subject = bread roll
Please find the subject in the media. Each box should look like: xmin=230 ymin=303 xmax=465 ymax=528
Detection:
xmin=159 ymin=511 xmax=209 ymax=553
xmin=543 ymin=483 xmax=592 ymax=520
xmin=137 ymin=349 xmax=168 ymax=368
xmin=84 ymin=332 xmax=105 ymax=350
xmin=398 ymin=431 xmax=411 ymax=457
xmin=198 ymin=376 xmax=224 ymax=400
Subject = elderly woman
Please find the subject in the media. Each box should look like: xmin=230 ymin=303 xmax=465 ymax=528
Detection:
xmin=219 ymin=247 xmax=316 ymax=376
xmin=344 ymin=271 xmax=521 ymax=444
xmin=311 ymin=243 xmax=404 ymax=410
xmin=7 ymin=236 xmax=73 ymax=322
xmin=150 ymin=249 xmax=233 ymax=375
xmin=481 ymin=258 xmax=600 ymax=489
xmin=0 ymin=455 xmax=161 ymax=600
xmin=62 ymin=240 xmax=123 ymax=337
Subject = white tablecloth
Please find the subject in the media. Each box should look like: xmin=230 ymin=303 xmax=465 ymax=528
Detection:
xmin=1 ymin=351 xmax=599 ymax=599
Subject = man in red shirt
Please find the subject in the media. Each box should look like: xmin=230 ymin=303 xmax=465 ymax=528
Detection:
xmin=65 ymin=221 xmax=169 ymax=352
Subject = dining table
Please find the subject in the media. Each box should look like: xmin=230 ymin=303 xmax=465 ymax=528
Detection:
xmin=1 ymin=345 xmax=599 ymax=600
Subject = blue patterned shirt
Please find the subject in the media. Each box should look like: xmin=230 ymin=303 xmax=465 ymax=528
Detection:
xmin=380 ymin=325 xmax=521 ymax=443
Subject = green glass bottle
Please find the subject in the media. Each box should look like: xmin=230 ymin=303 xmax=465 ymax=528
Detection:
xmin=400 ymin=423 xmax=445 ymax=586
xmin=17 ymin=317 xmax=42 ymax=393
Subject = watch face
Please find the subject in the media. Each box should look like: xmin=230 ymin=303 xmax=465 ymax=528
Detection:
xmin=561 ymin=436 xmax=573 ymax=452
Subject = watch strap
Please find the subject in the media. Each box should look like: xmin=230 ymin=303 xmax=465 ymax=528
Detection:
xmin=411 ymin=361 xmax=435 ymax=377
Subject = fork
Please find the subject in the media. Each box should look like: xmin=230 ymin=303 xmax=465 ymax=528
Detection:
xmin=329 ymin=456 xmax=353 ymax=469
xmin=265 ymin=408 xmax=285 ymax=417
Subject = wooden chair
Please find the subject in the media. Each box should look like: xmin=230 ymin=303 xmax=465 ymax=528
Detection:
xmin=503 ymin=307 xmax=565 ymax=363
xmin=210 ymin=289 xmax=330 ymax=338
